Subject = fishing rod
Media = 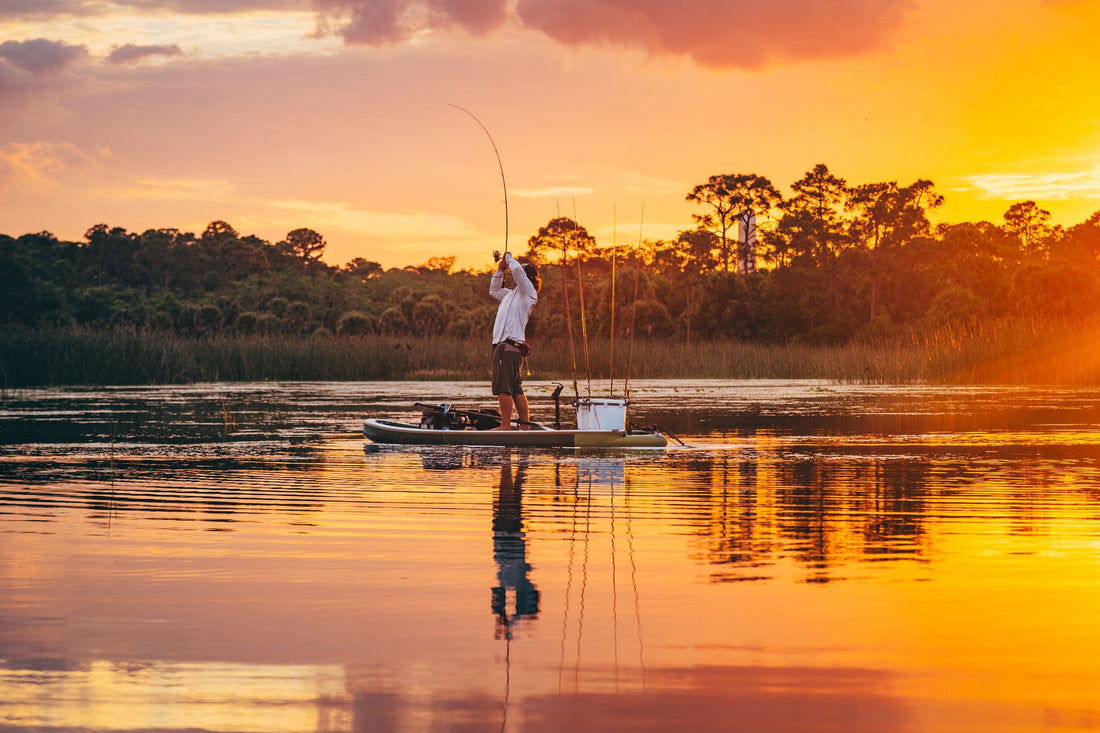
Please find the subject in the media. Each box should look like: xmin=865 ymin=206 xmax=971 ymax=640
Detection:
xmin=559 ymin=199 xmax=581 ymax=405
xmin=609 ymin=206 xmax=617 ymax=397
xmin=449 ymin=103 xmax=509 ymax=256
xmin=573 ymin=200 xmax=592 ymax=399
xmin=624 ymin=206 xmax=644 ymax=401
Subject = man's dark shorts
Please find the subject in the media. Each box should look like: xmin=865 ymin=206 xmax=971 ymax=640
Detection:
xmin=491 ymin=341 xmax=524 ymax=396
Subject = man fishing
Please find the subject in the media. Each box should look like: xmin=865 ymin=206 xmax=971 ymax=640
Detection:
xmin=489 ymin=250 xmax=541 ymax=429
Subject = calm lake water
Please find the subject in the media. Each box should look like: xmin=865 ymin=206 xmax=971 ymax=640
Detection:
xmin=2 ymin=380 xmax=1100 ymax=732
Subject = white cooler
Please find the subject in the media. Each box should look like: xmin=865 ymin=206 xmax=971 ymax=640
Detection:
xmin=575 ymin=398 xmax=628 ymax=431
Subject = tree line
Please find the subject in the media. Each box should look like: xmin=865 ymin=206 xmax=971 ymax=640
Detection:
xmin=3 ymin=163 xmax=1099 ymax=346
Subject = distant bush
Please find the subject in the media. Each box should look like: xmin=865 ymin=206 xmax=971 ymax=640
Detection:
xmin=255 ymin=313 xmax=282 ymax=334
xmin=337 ymin=310 xmax=375 ymax=336
xmin=196 ymin=304 xmax=224 ymax=334
xmin=285 ymin=301 xmax=311 ymax=333
xmin=266 ymin=297 xmax=289 ymax=317
xmin=926 ymin=286 xmax=986 ymax=327
xmin=378 ymin=306 xmax=408 ymax=335
xmin=412 ymin=294 xmax=448 ymax=336
xmin=235 ymin=311 xmax=259 ymax=334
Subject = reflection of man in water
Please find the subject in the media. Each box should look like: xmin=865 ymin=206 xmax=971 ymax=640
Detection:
xmin=492 ymin=455 xmax=539 ymax=639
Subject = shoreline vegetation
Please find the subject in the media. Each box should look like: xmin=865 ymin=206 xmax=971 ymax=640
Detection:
xmin=3 ymin=318 xmax=1098 ymax=388
xmin=6 ymin=167 xmax=1100 ymax=389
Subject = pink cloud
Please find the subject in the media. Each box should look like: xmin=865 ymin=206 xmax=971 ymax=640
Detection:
xmin=107 ymin=43 xmax=184 ymax=65
xmin=0 ymin=0 xmax=307 ymax=16
xmin=0 ymin=1 xmax=917 ymax=70
xmin=0 ymin=39 xmax=87 ymax=74
xmin=123 ymin=0 xmax=306 ymax=11
xmin=313 ymin=0 xmax=508 ymax=44
xmin=312 ymin=0 xmax=913 ymax=68
xmin=0 ymin=0 xmax=84 ymax=19
xmin=515 ymin=0 xmax=916 ymax=69
xmin=0 ymin=39 xmax=87 ymax=103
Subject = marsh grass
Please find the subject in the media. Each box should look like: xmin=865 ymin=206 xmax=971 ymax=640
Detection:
xmin=3 ymin=319 xmax=1099 ymax=387
xmin=527 ymin=338 xmax=923 ymax=383
xmin=0 ymin=329 xmax=445 ymax=386
xmin=913 ymin=318 xmax=1100 ymax=384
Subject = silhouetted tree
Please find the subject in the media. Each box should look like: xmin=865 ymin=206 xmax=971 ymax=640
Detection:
xmin=1055 ymin=209 xmax=1100 ymax=264
xmin=1003 ymin=201 xmax=1056 ymax=258
xmin=687 ymin=173 xmax=780 ymax=272
xmin=847 ymin=179 xmax=942 ymax=322
xmin=283 ymin=228 xmax=326 ymax=262
xmin=419 ymin=256 xmax=455 ymax=274
xmin=769 ymin=164 xmax=849 ymax=268
xmin=770 ymin=165 xmax=852 ymax=324
xmin=524 ymin=217 xmax=597 ymax=264
xmin=346 ymin=257 xmax=383 ymax=279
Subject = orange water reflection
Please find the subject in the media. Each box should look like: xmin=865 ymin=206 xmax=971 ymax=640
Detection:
xmin=2 ymin=428 xmax=1100 ymax=731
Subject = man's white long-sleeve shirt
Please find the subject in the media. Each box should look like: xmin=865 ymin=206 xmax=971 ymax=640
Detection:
xmin=490 ymin=253 xmax=538 ymax=345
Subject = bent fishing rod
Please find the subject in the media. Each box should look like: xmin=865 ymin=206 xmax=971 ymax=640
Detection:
xmin=449 ymin=103 xmax=509 ymax=258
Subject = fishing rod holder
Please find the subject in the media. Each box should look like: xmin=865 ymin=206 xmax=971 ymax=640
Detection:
xmin=551 ymin=383 xmax=564 ymax=430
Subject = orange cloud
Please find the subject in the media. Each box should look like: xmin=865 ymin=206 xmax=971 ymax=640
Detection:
xmin=962 ymin=169 xmax=1100 ymax=202
xmin=0 ymin=141 xmax=102 ymax=191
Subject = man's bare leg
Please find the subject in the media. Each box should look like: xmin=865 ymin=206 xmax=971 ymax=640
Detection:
xmin=493 ymin=392 xmax=514 ymax=430
xmin=514 ymin=392 xmax=530 ymax=429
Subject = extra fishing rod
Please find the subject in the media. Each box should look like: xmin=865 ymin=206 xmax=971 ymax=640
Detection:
xmin=449 ymin=103 xmax=509 ymax=256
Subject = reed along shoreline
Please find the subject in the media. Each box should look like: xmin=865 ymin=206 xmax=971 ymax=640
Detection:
xmin=2 ymin=319 xmax=1099 ymax=387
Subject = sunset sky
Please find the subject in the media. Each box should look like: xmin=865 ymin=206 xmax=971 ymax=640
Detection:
xmin=3 ymin=0 xmax=1100 ymax=270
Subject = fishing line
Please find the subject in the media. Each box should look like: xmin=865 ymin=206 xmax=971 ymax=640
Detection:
xmin=449 ymin=104 xmax=509 ymax=254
